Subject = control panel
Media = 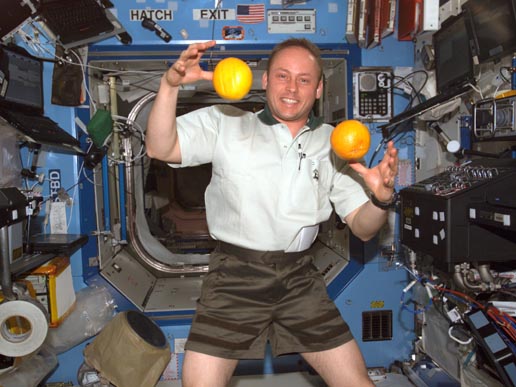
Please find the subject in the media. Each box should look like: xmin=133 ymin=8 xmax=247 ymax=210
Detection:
xmin=352 ymin=67 xmax=393 ymax=121
xmin=267 ymin=9 xmax=316 ymax=34
xmin=407 ymin=164 xmax=505 ymax=197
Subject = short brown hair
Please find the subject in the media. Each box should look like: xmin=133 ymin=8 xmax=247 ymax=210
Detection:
xmin=267 ymin=38 xmax=323 ymax=81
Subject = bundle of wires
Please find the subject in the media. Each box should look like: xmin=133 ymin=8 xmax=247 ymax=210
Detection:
xmin=435 ymin=286 xmax=516 ymax=345
xmin=368 ymin=70 xmax=428 ymax=168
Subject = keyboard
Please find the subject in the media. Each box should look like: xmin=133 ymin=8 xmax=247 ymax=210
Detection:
xmin=0 ymin=108 xmax=83 ymax=153
xmin=40 ymin=0 xmax=114 ymax=44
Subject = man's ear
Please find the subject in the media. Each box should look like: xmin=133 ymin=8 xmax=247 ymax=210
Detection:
xmin=316 ymin=79 xmax=323 ymax=99
xmin=262 ymin=72 xmax=268 ymax=89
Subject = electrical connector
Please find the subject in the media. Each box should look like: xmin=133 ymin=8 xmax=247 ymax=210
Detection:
xmin=447 ymin=307 xmax=462 ymax=323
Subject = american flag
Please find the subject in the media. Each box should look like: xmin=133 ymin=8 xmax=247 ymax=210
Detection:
xmin=236 ymin=4 xmax=265 ymax=24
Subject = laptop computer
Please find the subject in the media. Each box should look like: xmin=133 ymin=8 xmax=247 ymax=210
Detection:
xmin=29 ymin=233 xmax=88 ymax=254
xmin=0 ymin=44 xmax=84 ymax=155
xmin=0 ymin=0 xmax=35 ymax=41
xmin=35 ymin=0 xmax=123 ymax=49
xmin=383 ymin=11 xmax=476 ymax=129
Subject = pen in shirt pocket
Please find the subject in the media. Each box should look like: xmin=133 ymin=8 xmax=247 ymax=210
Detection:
xmin=298 ymin=144 xmax=306 ymax=170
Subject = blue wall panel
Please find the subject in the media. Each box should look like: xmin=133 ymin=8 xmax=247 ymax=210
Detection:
xmin=42 ymin=0 xmax=417 ymax=383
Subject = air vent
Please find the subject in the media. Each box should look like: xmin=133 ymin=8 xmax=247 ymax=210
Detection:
xmin=362 ymin=310 xmax=393 ymax=341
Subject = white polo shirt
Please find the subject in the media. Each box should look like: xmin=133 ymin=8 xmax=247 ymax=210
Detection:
xmin=171 ymin=104 xmax=369 ymax=251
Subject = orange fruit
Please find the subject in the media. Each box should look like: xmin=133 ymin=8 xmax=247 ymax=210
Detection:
xmin=330 ymin=120 xmax=371 ymax=160
xmin=212 ymin=57 xmax=253 ymax=101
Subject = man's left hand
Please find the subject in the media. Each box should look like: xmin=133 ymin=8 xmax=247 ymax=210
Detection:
xmin=348 ymin=141 xmax=398 ymax=202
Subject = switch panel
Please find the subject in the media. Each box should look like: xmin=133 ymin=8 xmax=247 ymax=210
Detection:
xmin=267 ymin=9 xmax=316 ymax=34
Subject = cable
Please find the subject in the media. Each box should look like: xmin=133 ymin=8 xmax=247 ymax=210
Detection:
xmin=68 ymin=49 xmax=97 ymax=112
xmin=207 ymin=0 xmax=223 ymax=66
xmin=109 ymin=115 xmax=147 ymax=163
xmin=373 ymin=71 xmax=432 ymax=160
xmin=66 ymin=160 xmax=85 ymax=230
xmin=448 ymin=325 xmax=474 ymax=345
xmin=399 ymin=266 xmax=434 ymax=315
xmin=468 ymin=82 xmax=484 ymax=99
xmin=368 ymin=118 xmax=412 ymax=168
xmin=82 ymin=165 xmax=100 ymax=186
xmin=392 ymin=70 xmax=429 ymax=106
xmin=435 ymin=285 xmax=516 ymax=342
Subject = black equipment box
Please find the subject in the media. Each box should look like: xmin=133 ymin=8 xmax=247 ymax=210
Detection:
xmin=400 ymin=158 xmax=516 ymax=271
xmin=0 ymin=187 xmax=28 ymax=229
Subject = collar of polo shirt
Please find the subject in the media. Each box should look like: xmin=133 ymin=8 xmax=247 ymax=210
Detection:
xmin=258 ymin=104 xmax=324 ymax=130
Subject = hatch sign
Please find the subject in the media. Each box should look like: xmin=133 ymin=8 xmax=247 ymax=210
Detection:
xmin=130 ymin=9 xmax=173 ymax=21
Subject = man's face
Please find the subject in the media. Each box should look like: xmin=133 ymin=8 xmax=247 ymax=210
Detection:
xmin=262 ymin=46 xmax=323 ymax=129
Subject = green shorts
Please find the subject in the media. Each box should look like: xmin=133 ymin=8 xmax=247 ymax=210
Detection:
xmin=184 ymin=242 xmax=354 ymax=359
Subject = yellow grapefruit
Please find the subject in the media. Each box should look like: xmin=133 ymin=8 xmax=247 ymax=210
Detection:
xmin=212 ymin=57 xmax=253 ymax=101
xmin=330 ymin=120 xmax=371 ymax=160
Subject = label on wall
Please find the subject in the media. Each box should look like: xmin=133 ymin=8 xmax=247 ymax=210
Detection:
xmin=129 ymin=9 xmax=173 ymax=21
xmin=193 ymin=9 xmax=236 ymax=20
xmin=48 ymin=169 xmax=61 ymax=200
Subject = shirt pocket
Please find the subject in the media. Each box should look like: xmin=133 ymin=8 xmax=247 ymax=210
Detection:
xmin=288 ymin=157 xmax=327 ymax=213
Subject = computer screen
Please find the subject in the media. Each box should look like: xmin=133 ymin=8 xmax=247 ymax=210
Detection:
xmin=462 ymin=0 xmax=516 ymax=64
xmin=0 ymin=45 xmax=44 ymax=112
xmin=432 ymin=12 xmax=475 ymax=93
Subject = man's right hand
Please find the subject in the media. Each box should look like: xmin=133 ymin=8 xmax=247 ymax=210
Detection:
xmin=164 ymin=41 xmax=217 ymax=88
